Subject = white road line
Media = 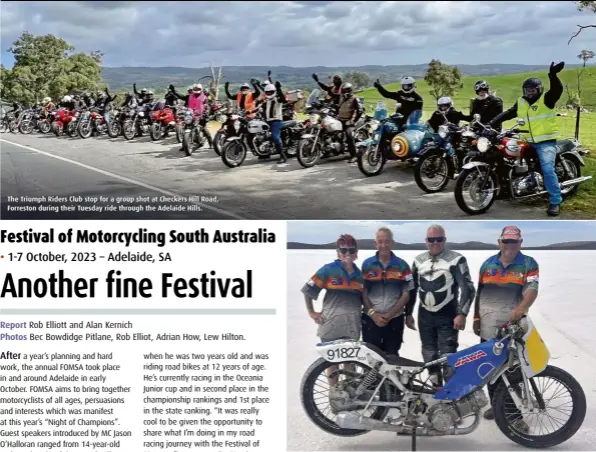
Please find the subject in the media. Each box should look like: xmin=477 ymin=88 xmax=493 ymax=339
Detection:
xmin=0 ymin=138 xmax=245 ymax=220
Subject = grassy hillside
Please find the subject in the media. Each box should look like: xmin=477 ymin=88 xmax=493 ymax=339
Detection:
xmin=355 ymin=68 xmax=596 ymax=216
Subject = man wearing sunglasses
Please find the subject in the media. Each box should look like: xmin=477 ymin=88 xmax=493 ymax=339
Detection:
xmin=473 ymin=225 xmax=538 ymax=428
xmin=411 ymin=225 xmax=476 ymax=389
xmin=361 ymin=227 xmax=415 ymax=356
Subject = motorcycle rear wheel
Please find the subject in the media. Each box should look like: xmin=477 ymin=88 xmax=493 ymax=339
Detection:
xmin=221 ymin=140 xmax=247 ymax=168
xmin=300 ymin=357 xmax=391 ymax=437
xmin=454 ymin=166 xmax=498 ymax=215
xmin=415 ymin=151 xmax=451 ymax=193
xmin=357 ymin=144 xmax=386 ymax=177
xmin=557 ymin=155 xmax=581 ymax=198
xmin=493 ymin=365 xmax=586 ymax=449
xmin=9 ymin=120 xmax=18 ymax=133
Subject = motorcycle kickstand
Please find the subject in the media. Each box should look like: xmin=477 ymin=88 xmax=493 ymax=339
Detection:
xmin=411 ymin=427 xmax=416 ymax=451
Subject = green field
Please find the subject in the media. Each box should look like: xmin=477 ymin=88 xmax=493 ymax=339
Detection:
xmin=355 ymin=68 xmax=596 ymax=217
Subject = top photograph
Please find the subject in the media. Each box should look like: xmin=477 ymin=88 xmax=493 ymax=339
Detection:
xmin=1 ymin=0 xmax=595 ymax=220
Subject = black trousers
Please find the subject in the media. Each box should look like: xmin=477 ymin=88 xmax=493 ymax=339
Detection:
xmin=362 ymin=313 xmax=405 ymax=356
xmin=340 ymin=121 xmax=356 ymax=158
xmin=418 ymin=307 xmax=459 ymax=379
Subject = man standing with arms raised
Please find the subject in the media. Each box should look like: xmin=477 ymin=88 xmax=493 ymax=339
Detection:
xmin=411 ymin=224 xmax=476 ymax=388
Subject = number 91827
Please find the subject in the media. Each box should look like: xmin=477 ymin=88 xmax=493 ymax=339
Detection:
xmin=326 ymin=347 xmax=361 ymax=360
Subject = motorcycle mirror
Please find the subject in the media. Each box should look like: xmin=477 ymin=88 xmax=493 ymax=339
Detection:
xmin=516 ymin=118 xmax=526 ymax=126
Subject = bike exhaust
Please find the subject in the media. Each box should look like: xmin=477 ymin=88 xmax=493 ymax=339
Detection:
xmin=515 ymin=176 xmax=593 ymax=200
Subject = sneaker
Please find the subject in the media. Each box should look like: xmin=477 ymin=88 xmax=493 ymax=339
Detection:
xmin=483 ymin=407 xmax=494 ymax=420
xmin=547 ymin=204 xmax=560 ymax=216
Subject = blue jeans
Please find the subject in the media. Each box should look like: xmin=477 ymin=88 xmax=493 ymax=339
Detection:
xmin=269 ymin=120 xmax=283 ymax=154
xmin=534 ymin=140 xmax=562 ymax=205
xmin=407 ymin=109 xmax=422 ymax=125
xmin=104 ymin=111 xmax=110 ymax=126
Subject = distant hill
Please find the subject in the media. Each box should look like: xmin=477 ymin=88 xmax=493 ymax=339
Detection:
xmin=101 ymin=64 xmax=583 ymax=92
xmin=287 ymin=240 xmax=596 ymax=250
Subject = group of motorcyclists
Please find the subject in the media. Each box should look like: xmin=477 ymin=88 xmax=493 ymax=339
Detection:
xmin=3 ymin=61 xmax=567 ymax=214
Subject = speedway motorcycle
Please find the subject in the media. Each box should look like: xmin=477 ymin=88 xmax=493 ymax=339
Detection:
xmin=300 ymin=316 xmax=586 ymax=449
xmin=180 ymin=109 xmax=209 ymax=157
xmin=414 ymin=120 xmax=478 ymax=193
xmin=220 ymin=110 xmax=302 ymax=168
xmin=454 ymin=117 xmax=592 ymax=215
xmin=296 ymin=89 xmax=347 ymax=168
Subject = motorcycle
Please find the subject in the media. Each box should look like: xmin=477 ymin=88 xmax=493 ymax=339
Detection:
xmin=107 ymin=107 xmax=128 ymax=138
xmin=77 ymin=108 xmax=98 ymax=139
xmin=0 ymin=112 xmax=16 ymax=134
xmin=356 ymin=103 xmax=435 ymax=177
xmin=414 ymin=120 xmax=478 ymax=193
xmin=52 ymin=109 xmax=78 ymax=137
xmin=123 ymin=105 xmax=152 ymax=140
xmin=174 ymin=106 xmax=189 ymax=144
xmin=297 ymin=89 xmax=347 ymax=168
xmin=454 ymin=116 xmax=592 ymax=215
xmin=150 ymin=102 xmax=176 ymax=141
xmin=36 ymin=110 xmax=55 ymax=134
xmin=180 ymin=109 xmax=209 ymax=157
xmin=220 ymin=110 xmax=303 ymax=168
xmin=300 ymin=316 xmax=586 ymax=449
xmin=212 ymin=107 xmax=232 ymax=156
xmin=16 ymin=108 xmax=38 ymax=134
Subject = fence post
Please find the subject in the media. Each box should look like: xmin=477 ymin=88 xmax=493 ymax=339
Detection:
xmin=575 ymin=106 xmax=581 ymax=140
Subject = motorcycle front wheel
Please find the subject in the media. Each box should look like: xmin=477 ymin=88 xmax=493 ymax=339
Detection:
xmin=493 ymin=365 xmax=586 ymax=449
xmin=300 ymin=357 xmax=391 ymax=437
xmin=38 ymin=120 xmax=51 ymax=134
xmin=175 ymin=124 xmax=183 ymax=143
xmin=182 ymin=129 xmax=194 ymax=156
xmin=297 ymin=137 xmax=322 ymax=168
xmin=122 ymin=120 xmax=136 ymax=140
xmin=18 ymin=120 xmax=34 ymax=134
xmin=415 ymin=151 xmax=451 ymax=193
xmin=454 ymin=166 xmax=498 ymax=215
xmin=357 ymin=144 xmax=386 ymax=177
xmin=78 ymin=120 xmax=93 ymax=139
xmin=221 ymin=140 xmax=247 ymax=168
xmin=150 ymin=122 xmax=163 ymax=141
xmin=108 ymin=120 xmax=121 ymax=138
xmin=67 ymin=121 xmax=78 ymax=137
xmin=9 ymin=120 xmax=19 ymax=133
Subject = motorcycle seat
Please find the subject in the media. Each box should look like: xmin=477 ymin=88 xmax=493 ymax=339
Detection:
xmin=281 ymin=120 xmax=298 ymax=129
xmin=364 ymin=342 xmax=425 ymax=368
xmin=556 ymin=139 xmax=575 ymax=153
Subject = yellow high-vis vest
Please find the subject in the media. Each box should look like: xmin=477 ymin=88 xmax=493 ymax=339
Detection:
xmin=517 ymin=96 xmax=560 ymax=143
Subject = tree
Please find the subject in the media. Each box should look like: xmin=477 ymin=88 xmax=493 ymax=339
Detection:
xmin=2 ymin=32 xmax=105 ymax=105
xmin=343 ymin=71 xmax=370 ymax=90
xmin=423 ymin=59 xmax=463 ymax=102
xmin=569 ymin=1 xmax=596 ymax=43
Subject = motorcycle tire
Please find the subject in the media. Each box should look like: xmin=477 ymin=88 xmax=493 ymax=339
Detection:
xmin=123 ymin=120 xmax=136 ymax=140
xmin=182 ymin=130 xmax=193 ymax=156
xmin=414 ymin=151 xmax=451 ymax=194
xmin=150 ymin=123 xmax=163 ymax=141
xmin=221 ymin=140 xmax=247 ymax=168
xmin=558 ymin=155 xmax=582 ymax=198
xmin=300 ymin=357 xmax=390 ymax=437
xmin=67 ymin=121 xmax=78 ymax=137
xmin=53 ymin=122 xmax=63 ymax=137
xmin=176 ymin=124 xmax=183 ymax=143
xmin=107 ymin=121 xmax=121 ymax=138
xmin=454 ymin=166 xmax=498 ymax=215
xmin=9 ymin=120 xmax=19 ymax=134
xmin=213 ymin=129 xmax=226 ymax=156
xmin=18 ymin=120 xmax=34 ymax=135
xmin=297 ymin=138 xmax=322 ymax=168
xmin=357 ymin=144 xmax=386 ymax=177
xmin=492 ymin=365 xmax=586 ymax=449
xmin=38 ymin=120 xmax=51 ymax=134
xmin=0 ymin=120 xmax=7 ymax=134
xmin=78 ymin=121 xmax=93 ymax=139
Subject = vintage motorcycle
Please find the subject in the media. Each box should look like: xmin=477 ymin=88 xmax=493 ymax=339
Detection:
xmin=52 ymin=109 xmax=78 ymax=137
xmin=414 ymin=120 xmax=478 ymax=193
xmin=356 ymin=104 xmax=435 ymax=177
xmin=300 ymin=316 xmax=586 ymax=449
xmin=454 ymin=117 xmax=592 ymax=215
xmin=150 ymin=101 xmax=176 ymax=141
xmin=122 ymin=105 xmax=152 ymax=140
xmin=220 ymin=110 xmax=303 ymax=168
xmin=297 ymin=89 xmax=348 ymax=168
xmin=181 ymin=109 xmax=209 ymax=157
xmin=77 ymin=107 xmax=106 ymax=139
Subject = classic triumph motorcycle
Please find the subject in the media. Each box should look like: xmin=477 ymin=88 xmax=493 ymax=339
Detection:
xmin=300 ymin=316 xmax=586 ymax=449
xmin=454 ymin=117 xmax=592 ymax=215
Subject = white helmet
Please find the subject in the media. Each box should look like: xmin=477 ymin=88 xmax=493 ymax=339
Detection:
xmin=264 ymin=84 xmax=276 ymax=98
xmin=192 ymin=83 xmax=203 ymax=93
xmin=42 ymin=97 xmax=51 ymax=104
xmin=62 ymin=95 xmax=72 ymax=102
xmin=437 ymin=96 xmax=453 ymax=112
xmin=240 ymin=83 xmax=250 ymax=91
xmin=401 ymin=77 xmax=416 ymax=93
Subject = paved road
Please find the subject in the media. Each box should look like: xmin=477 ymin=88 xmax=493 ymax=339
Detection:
xmin=0 ymin=131 xmax=572 ymax=220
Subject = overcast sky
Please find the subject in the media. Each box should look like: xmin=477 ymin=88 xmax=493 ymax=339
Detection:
xmin=1 ymin=1 xmax=594 ymax=68
xmin=287 ymin=221 xmax=596 ymax=247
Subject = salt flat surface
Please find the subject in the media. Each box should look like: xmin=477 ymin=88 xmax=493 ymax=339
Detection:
xmin=286 ymin=250 xmax=596 ymax=451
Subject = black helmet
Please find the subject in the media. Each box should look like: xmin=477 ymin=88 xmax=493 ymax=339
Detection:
xmin=332 ymin=74 xmax=342 ymax=86
xmin=341 ymin=82 xmax=353 ymax=95
xmin=474 ymin=80 xmax=489 ymax=94
xmin=522 ymin=78 xmax=543 ymax=102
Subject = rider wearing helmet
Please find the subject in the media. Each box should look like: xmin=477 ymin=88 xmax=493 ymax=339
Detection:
xmin=469 ymin=80 xmax=503 ymax=131
xmin=373 ymin=76 xmax=423 ymax=125
xmin=311 ymin=73 xmax=343 ymax=106
xmin=41 ymin=97 xmax=55 ymax=117
xmin=59 ymin=95 xmax=76 ymax=111
xmin=133 ymin=84 xmax=152 ymax=105
xmin=337 ymin=82 xmax=364 ymax=163
xmin=253 ymin=81 xmax=289 ymax=164
xmin=224 ymin=81 xmax=258 ymax=114
xmin=81 ymin=92 xmax=95 ymax=108
xmin=164 ymin=85 xmax=179 ymax=108
xmin=121 ymin=91 xmax=138 ymax=109
xmin=490 ymin=62 xmax=565 ymax=216
xmin=172 ymin=83 xmax=213 ymax=147
xmin=428 ymin=96 xmax=471 ymax=132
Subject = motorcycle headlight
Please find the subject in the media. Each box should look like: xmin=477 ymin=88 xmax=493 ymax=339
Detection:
xmin=477 ymin=137 xmax=490 ymax=153
xmin=185 ymin=115 xmax=194 ymax=125
xmin=233 ymin=120 xmax=240 ymax=131
xmin=438 ymin=125 xmax=448 ymax=139
xmin=309 ymin=113 xmax=320 ymax=124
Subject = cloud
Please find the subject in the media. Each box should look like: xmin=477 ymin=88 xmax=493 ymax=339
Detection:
xmin=287 ymin=221 xmax=596 ymax=247
xmin=1 ymin=1 xmax=593 ymax=68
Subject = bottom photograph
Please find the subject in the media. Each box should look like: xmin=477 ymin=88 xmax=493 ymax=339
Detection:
xmin=286 ymin=220 xmax=596 ymax=452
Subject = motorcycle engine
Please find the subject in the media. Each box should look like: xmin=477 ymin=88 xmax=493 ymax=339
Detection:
xmin=512 ymin=172 xmax=544 ymax=197
xmin=428 ymin=389 xmax=488 ymax=432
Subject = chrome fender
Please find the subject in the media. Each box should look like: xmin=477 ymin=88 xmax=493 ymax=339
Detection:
xmin=226 ymin=137 xmax=242 ymax=142
xmin=462 ymin=161 xmax=490 ymax=170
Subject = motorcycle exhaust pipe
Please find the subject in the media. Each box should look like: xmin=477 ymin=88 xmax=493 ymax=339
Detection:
xmin=515 ymin=176 xmax=593 ymax=200
xmin=335 ymin=412 xmax=403 ymax=432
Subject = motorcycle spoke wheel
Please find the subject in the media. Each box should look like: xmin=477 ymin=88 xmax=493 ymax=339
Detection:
xmin=460 ymin=168 xmax=496 ymax=211
xmin=419 ymin=156 xmax=449 ymax=190
xmin=556 ymin=157 xmax=580 ymax=196
xmin=0 ymin=122 xmax=7 ymax=133
xmin=357 ymin=145 xmax=385 ymax=176
xmin=223 ymin=142 xmax=245 ymax=166
xmin=298 ymin=139 xmax=320 ymax=168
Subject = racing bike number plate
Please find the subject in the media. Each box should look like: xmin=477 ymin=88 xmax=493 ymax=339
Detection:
xmin=519 ymin=317 xmax=550 ymax=377
xmin=316 ymin=340 xmax=362 ymax=363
